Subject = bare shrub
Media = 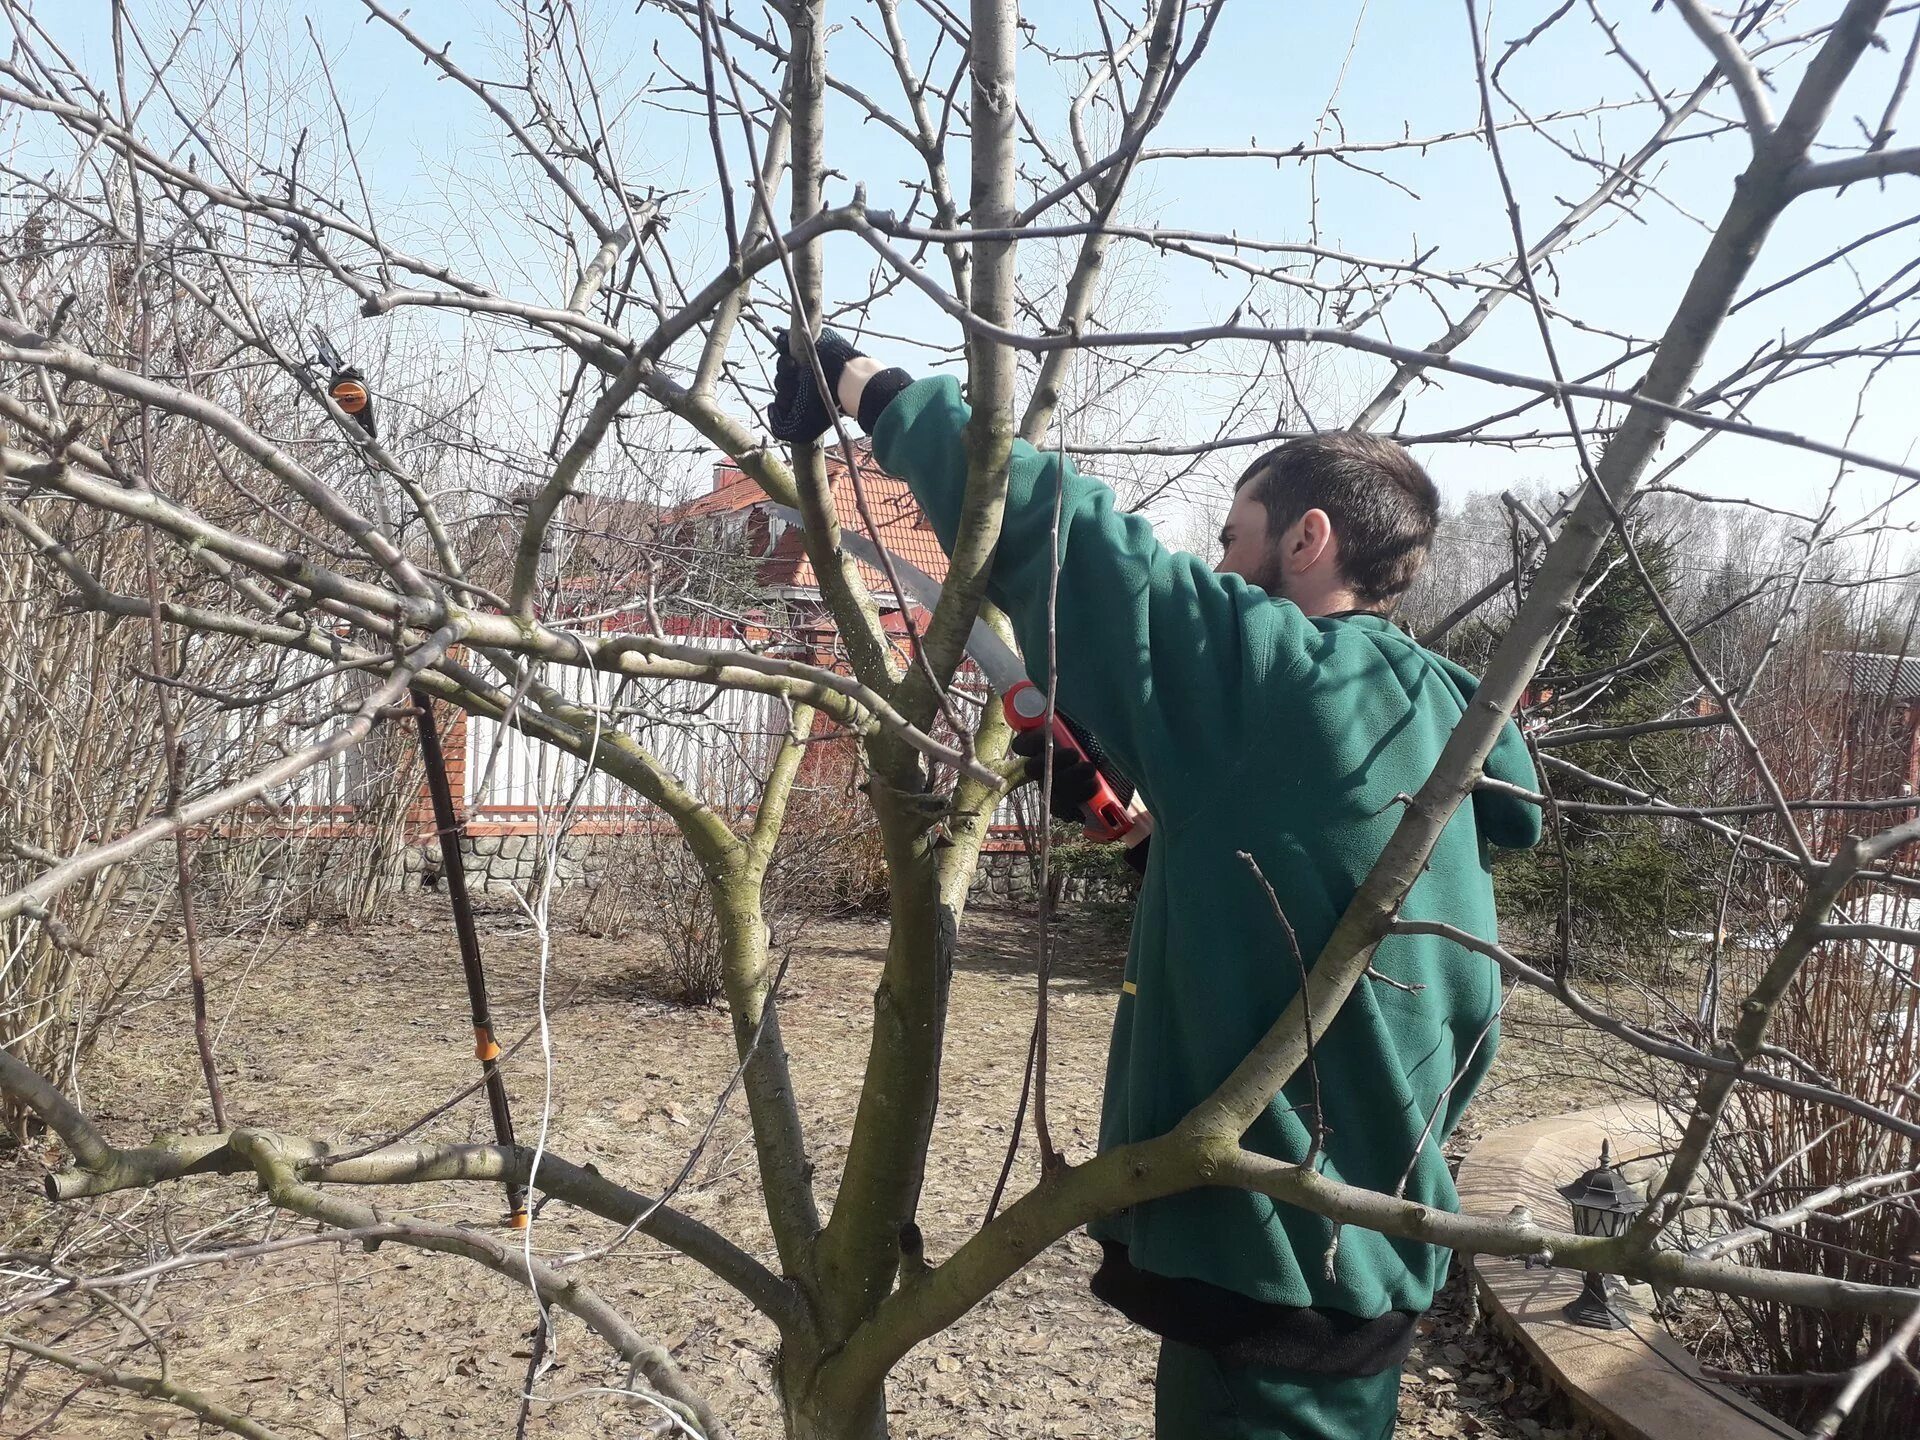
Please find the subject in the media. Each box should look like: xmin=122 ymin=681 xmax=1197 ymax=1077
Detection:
xmin=1701 ymin=936 xmax=1920 ymax=1437
xmin=0 ymin=572 xmax=166 ymax=1138
xmin=197 ymin=723 xmax=424 ymax=929
xmin=1688 ymin=639 xmax=1920 ymax=1436
xmin=580 ymin=751 xmax=887 ymax=1005
xmin=580 ymin=818 xmax=725 ymax=1005
xmin=764 ymin=760 xmax=890 ymax=918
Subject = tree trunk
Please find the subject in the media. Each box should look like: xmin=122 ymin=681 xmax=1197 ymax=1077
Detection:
xmin=782 ymin=1366 xmax=888 ymax=1440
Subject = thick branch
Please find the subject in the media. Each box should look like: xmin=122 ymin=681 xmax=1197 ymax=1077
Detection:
xmin=229 ymin=1132 xmax=724 ymax=1438
xmin=895 ymin=0 xmax=1022 ymax=714
xmin=820 ymin=1124 xmax=1920 ymax=1397
xmin=1791 ymin=144 xmax=1920 ymax=190
xmin=1671 ymin=0 xmax=1775 ymax=140
xmin=0 ymin=1334 xmax=293 ymax=1440
xmin=33 ymin=1126 xmax=795 ymax=1332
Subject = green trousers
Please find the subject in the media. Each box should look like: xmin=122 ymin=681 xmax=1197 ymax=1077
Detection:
xmin=1154 ymin=1340 xmax=1402 ymax=1440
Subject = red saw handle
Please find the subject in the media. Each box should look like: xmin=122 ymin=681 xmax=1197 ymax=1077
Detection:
xmin=1002 ymin=681 xmax=1133 ymax=843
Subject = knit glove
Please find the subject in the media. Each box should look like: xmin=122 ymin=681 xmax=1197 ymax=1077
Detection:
xmin=1011 ymin=727 xmax=1107 ymax=825
xmin=765 ymin=327 xmax=864 ymax=443
xmin=1011 ymin=724 xmax=1149 ymax=875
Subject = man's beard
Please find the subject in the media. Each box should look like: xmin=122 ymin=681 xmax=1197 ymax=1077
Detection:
xmin=1243 ymin=551 xmax=1289 ymax=599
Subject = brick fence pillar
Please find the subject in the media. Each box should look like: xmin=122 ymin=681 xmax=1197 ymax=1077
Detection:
xmin=407 ymin=697 xmax=470 ymax=842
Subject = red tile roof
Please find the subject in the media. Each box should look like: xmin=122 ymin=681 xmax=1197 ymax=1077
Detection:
xmin=660 ymin=448 xmax=951 ymax=600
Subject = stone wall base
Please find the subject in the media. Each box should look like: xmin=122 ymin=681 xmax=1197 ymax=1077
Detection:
xmin=176 ymin=832 xmax=1137 ymax=912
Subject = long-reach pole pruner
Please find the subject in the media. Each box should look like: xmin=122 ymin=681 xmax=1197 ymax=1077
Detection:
xmin=308 ymin=324 xmax=526 ymax=1227
xmin=413 ymin=690 xmax=529 ymax=1229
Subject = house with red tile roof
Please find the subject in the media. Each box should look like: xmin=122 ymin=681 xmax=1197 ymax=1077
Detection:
xmin=656 ymin=441 xmax=950 ymax=631
xmin=188 ymin=443 xmax=1049 ymax=917
xmin=641 ymin=444 xmax=1023 ymax=850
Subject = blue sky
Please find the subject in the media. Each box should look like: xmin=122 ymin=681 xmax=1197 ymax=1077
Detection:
xmin=35 ymin=2 xmax=1920 ymax=546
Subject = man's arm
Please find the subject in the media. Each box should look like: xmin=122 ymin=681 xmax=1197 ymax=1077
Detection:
xmin=850 ymin=368 xmax=1316 ymax=798
xmin=835 ymin=355 xmax=888 ymax=420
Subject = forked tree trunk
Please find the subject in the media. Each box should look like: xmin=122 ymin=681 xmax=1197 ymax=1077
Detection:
xmin=785 ymin=1399 xmax=888 ymax=1440
xmin=781 ymin=1359 xmax=889 ymax=1440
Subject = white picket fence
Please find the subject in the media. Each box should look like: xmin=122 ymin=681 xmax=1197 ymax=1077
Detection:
xmin=464 ymin=665 xmax=789 ymax=819
xmin=200 ymin=641 xmax=1028 ymax=837
xmin=196 ymin=651 xmax=403 ymax=814
xmin=454 ymin=655 xmax=1036 ymax=837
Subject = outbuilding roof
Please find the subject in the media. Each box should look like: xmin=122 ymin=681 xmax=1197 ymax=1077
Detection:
xmin=1834 ymin=650 xmax=1920 ymax=700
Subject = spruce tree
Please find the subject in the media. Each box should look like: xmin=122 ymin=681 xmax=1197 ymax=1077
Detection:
xmin=1484 ymin=530 xmax=1719 ymax=966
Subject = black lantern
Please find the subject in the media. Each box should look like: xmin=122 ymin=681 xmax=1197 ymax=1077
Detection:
xmin=1557 ymin=1140 xmax=1644 ymax=1330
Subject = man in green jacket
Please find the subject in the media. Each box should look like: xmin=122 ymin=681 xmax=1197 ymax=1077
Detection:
xmin=767 ymin=332 xmax=1541 ymax=1440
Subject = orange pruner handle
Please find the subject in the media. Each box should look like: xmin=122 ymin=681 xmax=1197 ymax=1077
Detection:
xmin=1003 ymin=681 xmax=1133 ymax=843
xmin=329 ymin=377 xmax=370 ymax=415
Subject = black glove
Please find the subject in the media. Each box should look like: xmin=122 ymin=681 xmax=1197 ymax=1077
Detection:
xmin=766 ymin=327 xmax=864 ymax=443
xmin=1011 ymin=726 xmax=1105 ymax=825
xmin=1011 ymin=725 xmax=1151 ymax=878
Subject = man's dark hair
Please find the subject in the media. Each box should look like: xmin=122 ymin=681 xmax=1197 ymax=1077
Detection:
xmin=1234 ymin=433 xmax=1440 ymax=608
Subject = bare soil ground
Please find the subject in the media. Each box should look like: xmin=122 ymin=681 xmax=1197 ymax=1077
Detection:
xmin=2 ymin=901 xmax=1614 ymax=1439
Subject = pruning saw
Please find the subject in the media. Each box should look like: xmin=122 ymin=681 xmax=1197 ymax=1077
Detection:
xmin=767 ymin=504 xmax=1134 ymax=842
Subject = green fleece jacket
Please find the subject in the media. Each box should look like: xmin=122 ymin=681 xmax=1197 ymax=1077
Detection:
xmin=871 ymin=376 xmax=1541 ymax=1320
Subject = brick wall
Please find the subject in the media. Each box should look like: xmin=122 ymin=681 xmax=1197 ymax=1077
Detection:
xmin=405 ymin=697 xmax=470 ymax=841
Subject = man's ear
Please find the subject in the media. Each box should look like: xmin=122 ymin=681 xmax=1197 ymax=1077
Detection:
xmin=1288 ymin=507 xmax=1336 ymax=573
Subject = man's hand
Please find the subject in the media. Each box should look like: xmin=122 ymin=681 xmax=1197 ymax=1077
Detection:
xmin=765 ymin=327 xmax=865 ymax=443
xmin=1011 ymin=727 xmax=1106 ymax=825
xmin=1012 ymin=726 xmax=1152 ymax=874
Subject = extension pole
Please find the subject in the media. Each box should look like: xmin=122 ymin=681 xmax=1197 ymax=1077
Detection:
xmin=411 ymin=688 xmax=528 ymax=1228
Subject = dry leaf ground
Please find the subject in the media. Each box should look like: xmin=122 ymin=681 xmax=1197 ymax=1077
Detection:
xmin=1 ymin=901 xmax=1610 ymax=1438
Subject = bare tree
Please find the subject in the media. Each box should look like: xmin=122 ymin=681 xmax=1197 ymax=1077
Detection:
xmin=2 ymin=2 xmax=1919 ymax=1435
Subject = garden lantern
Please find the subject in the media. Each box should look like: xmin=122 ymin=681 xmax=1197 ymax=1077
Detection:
xmin=1557 ymin=1140 xmax=1644 ymax=1330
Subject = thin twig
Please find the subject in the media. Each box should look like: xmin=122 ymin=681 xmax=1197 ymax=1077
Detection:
xmin=1236 ymin=851 xmax=1326 ymax=1167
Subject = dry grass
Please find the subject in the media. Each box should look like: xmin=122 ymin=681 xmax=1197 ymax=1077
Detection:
xmin=2 ymin=903 xmax=1602 ymax=1438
